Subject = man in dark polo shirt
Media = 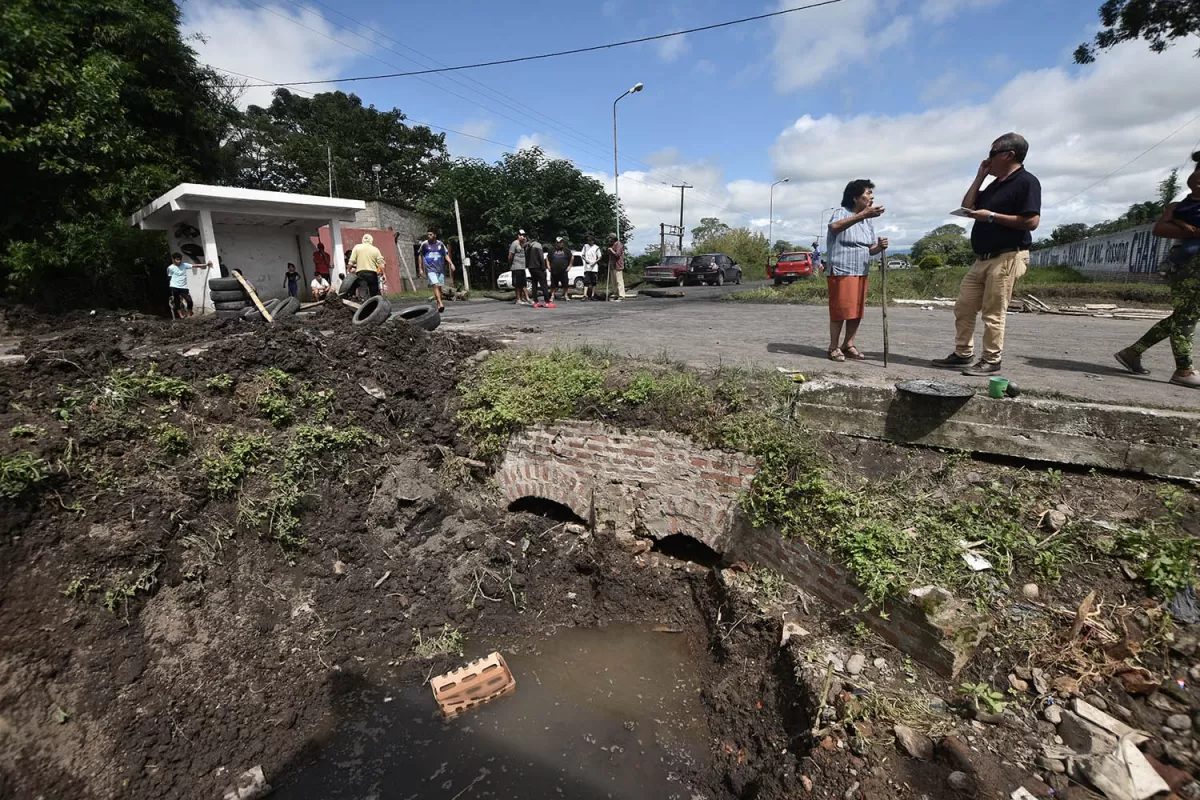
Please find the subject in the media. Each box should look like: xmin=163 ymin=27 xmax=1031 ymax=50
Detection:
xmin=932 ymin=132 xmax=1041 ymax=376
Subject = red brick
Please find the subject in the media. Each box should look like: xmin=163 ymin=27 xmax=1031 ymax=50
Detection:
xmin=625 ymin=449 xmax=657 ymax=459
xmin=690 ymin=458 xmax=709 ymax=468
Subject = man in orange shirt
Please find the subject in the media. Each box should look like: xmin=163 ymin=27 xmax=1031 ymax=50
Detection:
xmin=312 ymin=242 xmax=331 ymax=280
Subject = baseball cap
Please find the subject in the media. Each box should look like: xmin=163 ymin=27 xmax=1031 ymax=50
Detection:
xmin=555 ymin=236 xmax=564 ymax=243
xmin=518 ymin=229 xmax=526 ymax=235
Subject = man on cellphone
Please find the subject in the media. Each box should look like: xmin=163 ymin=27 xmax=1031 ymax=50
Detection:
xmin=932 ymin=133 xmax=1041 ymax=376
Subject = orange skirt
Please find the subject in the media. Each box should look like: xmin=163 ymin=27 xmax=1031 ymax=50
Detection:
xmin=827 ymin=275 xmax=868 ymax=321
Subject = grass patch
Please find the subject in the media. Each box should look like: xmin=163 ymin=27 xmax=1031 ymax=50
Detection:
xmin=201 ymin=432 xmax=271 ymax=496
xmin=412 ymin=625 xmax=465 ymax=659
xmin=205 ymin=374 xmax=234 ymax=393
xmin=96 ymin=365 xmax=192 ymax=409
xmin=9 ymin=424 xmax=45 ymax=439
xmin=0 ymin=452 xmax=48 ymax=498
xmin=725 ymin=266 xmax=1171 ymax=307
xmin=152 ymin=423 xmax=190 ymax=456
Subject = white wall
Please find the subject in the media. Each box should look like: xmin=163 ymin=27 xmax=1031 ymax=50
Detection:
xmin=1029 ymin=223 xmax=1170 ymax=277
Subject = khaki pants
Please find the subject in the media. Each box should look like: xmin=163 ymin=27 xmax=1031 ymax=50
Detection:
xmin=953 ymin=250 xmax=1028 ymax=364
xmin=609 ymin=268 xmax=625 ymax=299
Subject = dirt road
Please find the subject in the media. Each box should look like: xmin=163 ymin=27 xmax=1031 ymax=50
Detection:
xmin=443 ymin=284 xmax=1200 ymax=410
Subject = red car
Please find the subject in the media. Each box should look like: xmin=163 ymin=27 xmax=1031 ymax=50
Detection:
xmin=644 ymin=255 xmax=692 ymax=286
xmin=767 ymin=251 xmax=815 ymax=285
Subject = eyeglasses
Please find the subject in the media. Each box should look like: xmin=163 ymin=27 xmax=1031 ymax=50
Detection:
xmin=989 ymin=148 xmax=1013 ymax=158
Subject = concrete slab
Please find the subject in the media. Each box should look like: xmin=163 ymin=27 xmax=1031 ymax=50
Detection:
xmin=791 ymin=378 xmax=1200 ymax=481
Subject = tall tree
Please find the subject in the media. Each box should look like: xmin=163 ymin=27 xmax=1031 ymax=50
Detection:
xmin=1075 ymin=0 xmax=1200 ymax=63
xmin=690 ymin=218 xmax=732 ymax=243
xmin=910 ymin=224 xmax=974 ymax=267
xmin=0 ymin=0 xmax=238 ymax=305
xmin=416 ymin=147 xmax=630 ymax=263
xmin=1159 ymin=168 xmax=1182 ymax=205
xmin=693 ymin=226 xmax=771 ymax=281
xmin=226 ymin=90 xmax=448 ymax=203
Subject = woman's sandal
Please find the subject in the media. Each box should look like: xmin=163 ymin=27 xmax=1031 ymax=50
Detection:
xmin=828 ymin=348 xmax=846 ymax=362
xmin=844 ymin=345 xmax=867 ymax=360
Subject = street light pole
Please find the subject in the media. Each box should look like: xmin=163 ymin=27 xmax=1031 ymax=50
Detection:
xmin=372 ymin=163 xmax=382 ymax=198
xmin=612 ymin=82 xmax=644 ymax=243
xmin=818 ymin=206 xmax=838 ymax=248
xmin=769 ymin=178 xmax=790 ymax=250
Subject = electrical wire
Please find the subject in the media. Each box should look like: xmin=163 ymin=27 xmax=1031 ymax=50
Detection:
xmin=217 ymin=0 xmax=843 ymax=88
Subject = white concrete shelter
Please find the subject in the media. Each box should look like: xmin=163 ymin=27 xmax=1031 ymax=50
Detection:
xmin=130 ymin=184 xmax=365 ymax=313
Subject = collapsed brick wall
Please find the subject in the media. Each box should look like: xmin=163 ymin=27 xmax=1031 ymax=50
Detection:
xmin=496 ymin=421 xmax=757 ymax=550
xmin=495 ymin=420 xmax=988 ymax=677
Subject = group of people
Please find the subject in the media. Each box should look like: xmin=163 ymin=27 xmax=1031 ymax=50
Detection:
xmin=822 ymin=132 xmax=1199 ymax=389
xmin=507 ymin=231 xmax=625 ymax=307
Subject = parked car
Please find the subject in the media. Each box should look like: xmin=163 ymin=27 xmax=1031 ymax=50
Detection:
xmin=644 ymin=255 xmax=692 ymax=286
xmin=686 ymin=253 xmax=741 ymax=286
xmin=497 ymin=250 xmax=586 ymax=290
xmin=886 ymin=259 xmax=909 ymax=270
xmin=768 ymin=251 xmax=815 ymax=285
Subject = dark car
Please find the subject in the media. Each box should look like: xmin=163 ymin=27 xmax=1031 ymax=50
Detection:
xmin=767 ymin=251 xmax=815 ymax=285
xmin=644 ymin=255 xmax=692 ymax=286
xmin=687 ymin=253 xmax=741 ymax=286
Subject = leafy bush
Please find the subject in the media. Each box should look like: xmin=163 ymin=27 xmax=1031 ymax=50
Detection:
xmin=152 ymin=424 xmax=190 ymax=456
xmin=0 ymin=452 xmax=48 ymax=498
xmin=917 ymin=255 xmax=945 ymax=271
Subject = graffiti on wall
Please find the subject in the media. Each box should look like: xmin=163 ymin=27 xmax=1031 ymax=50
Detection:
xmin=1029 ymin=223 xmax=1168 ymax=274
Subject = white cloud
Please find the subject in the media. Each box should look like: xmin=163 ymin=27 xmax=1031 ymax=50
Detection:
xmin=919 ymin=70 xmax=987 ymax=106
xmin=448 ymin=119 xmax=498 ymax=159
xmin=919 ymin=0 xmax=1004 ymax=24
xmin=657 ymin=34 xmax=690 ymax=63
xmin=764 ymin=38 xmax=1200 ymax=249
xmin=771 ymin=0 xmax=913 ymax=92
xmin=183 ymin=1 xmax=356 ymax=109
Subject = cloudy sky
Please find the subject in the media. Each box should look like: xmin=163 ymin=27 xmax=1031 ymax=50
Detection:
xmin=184 ymin=0 xmax=1200 ymax=253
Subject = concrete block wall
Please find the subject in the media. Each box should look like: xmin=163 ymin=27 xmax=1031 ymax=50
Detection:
xmin=496 ymin=421 xmax=757 ymax=549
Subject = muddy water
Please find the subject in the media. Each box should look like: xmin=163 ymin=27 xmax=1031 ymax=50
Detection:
xmin=277 ymin=625 xmax=712 ymax=799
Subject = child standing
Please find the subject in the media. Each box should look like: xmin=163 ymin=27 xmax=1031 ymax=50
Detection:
xmin=284 ymin=263 xmax=300 ymax=299
xmin=167 ymin=253 xmax=210 ymax=319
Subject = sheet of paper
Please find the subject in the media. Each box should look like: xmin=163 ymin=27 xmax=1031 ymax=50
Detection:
xmin=949 ymin=207 xmax=974 ymax=218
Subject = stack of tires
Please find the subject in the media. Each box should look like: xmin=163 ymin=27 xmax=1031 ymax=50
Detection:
xmin=206 ymin=277 xmax=300 ymax=320
xmin=207 ymin=277 xmax=252 ymax=318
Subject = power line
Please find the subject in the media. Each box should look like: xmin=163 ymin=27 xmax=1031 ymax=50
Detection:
xmin=218 ymin=0 xmax=843 ymax=88
xmin=1058 ymin=110 xmax=1200 ymax=206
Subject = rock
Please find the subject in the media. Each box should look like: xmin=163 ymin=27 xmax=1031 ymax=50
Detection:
xmin=1052 ymin=675 xmax=1079 ymax=696
xmin=800 ymin=775 xmax=813 ymax=792
xmin=1058 ymin=710 xmax=1118 ymax=755
xmin=1009 ymin=673 xmax=1029 ymax=693
xmin=939 ymin=736 xmax=975 ymax=772
xmin=846 ymin=654 xmax=866 ymax=676
xmin=1145 ymin=753 xmax=1194 ymax=793
xmin=1037 ymin=756 xmax=1066 ymax=773
xmin=1170 ymin=633 xmax=1199 ymax=658
xmin=1015 ymin=665 xmax=1033 ymax=681
xmin=1022 ymin=583 xmax=1040 ymax=601
xmin=1040 ymin=510 xmax=1067 ymax=532
xmin=947 ymin=771 xmax=972 ymax=793
xmin=565 ymin=522 xmax=588 ymax=536
xmin=1182 ymin=781 xmax=1200 ymax=800
xmin=893 ymin=724 xmax=933 ymax=760
xmin=844 ymin=781 xmax=860 ymax=800
xmin=780 ymin=621 xmax=810 ymax=646
xmin=1031 ymin=668 xmax=1050 ymax=695
xmin=1043 ymin=705 xmax=1063 ymax=725
xmin=1055 ymin=503 xmax=1074 ymax=517
xmin=1150 ymin=693 xmax=1182 ymax=713
xmin=825 ymin=653 xmax=845 ymax=673
xmin=1084 ymin=694 xmax=1107 ymax=711
xmin=966 ymin=471 xmax=986 ymax=486
xmin=333 ymin=560 xmax=346 ymax=576
xmin=873 ymin=657 xmax=888 ymax=671
xmin=1190 ymin=664 xmax=1200 ymax=682
xmin=1168 ymin=714 xmax=1193 ymax=732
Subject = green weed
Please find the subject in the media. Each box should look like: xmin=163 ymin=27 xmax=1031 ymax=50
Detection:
xmin=256 ymin=389 xmax=294 ymax=427
xmin=262 ymin=368 xmax=292 ymax=387
xmin=63 ymin=576 xmax=99 ymax=599
xmin=97 ymin=365 xmax=192 ymax=409
xmin=205 ymin=374 xmax=234 ymax=393
xmin=958 ymin=681 xmax=1008 ymax=714
xmin=201 ymin=432 xmax=271 ymax=495
xmin=412 ymin=625 xmax=465 ymax=659
xmin=54 ymin=386 xmax=81 ymax=423
xmin=152 ymin=423 xmax=190 ymax=456
xmin=1112 ymin=524 xmax=1197 ymax=598
xmin=102 ymin=564 xmax=159 ymax=617
xmin=0 ymin=452 xmax=48 ymax=498
xmin=9 ymin=424 xmax=44 ymax=439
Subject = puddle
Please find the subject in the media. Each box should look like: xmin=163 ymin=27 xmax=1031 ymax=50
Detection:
xmin=276 ymin=624 xmax=712 ymax=799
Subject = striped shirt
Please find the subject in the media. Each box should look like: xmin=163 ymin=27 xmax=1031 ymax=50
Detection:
xmin=826 ymin=207 xmax=876 ymax=277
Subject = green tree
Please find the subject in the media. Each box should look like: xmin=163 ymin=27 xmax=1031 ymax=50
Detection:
xmin=1051 ymin=223 xmax=1092 ymax=246
xmin=690 ymin=218 xmax=732 ymax=243
xmin=694 ymin=226 xmax=771 ymax=281
xmin=0 ymin=0 xmax=238 ymax=307
xmin=910 ymin=224 xmax=974 ymax=267
xmin=772 ymin=239 xmax=798 ymax=254
xmin=1075 ymin=0 xmax=1200 ymax=63
xmin=1159 ymin=168 xmax=1181 ymax=205
xmin=417 ymin=147 xmax=630 ymax=265
xmin=225 ymin=90 xmax=448 ymax=203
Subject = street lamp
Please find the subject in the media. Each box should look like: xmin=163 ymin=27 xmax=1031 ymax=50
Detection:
xmin=818 ymin=206 xmax=838 ymax=247
xmin=769 ymin=178 xmax=790 ymax=250
xmin=372 ymin=163 xmax=382 ymax=197
xmin=612 ymin=82 xmax=644 ymax=243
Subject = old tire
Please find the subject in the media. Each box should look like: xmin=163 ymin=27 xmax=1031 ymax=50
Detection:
xmin=272 ymin=297 xmax=300 ymax=319
xmin=213 ymin=300 xmax=248 ymax=312
xmin=242 ymin=299 xmax=281 ymax=321
xmin=393 ymin=304 xmax=440 ymax=332
xmin=215 ymin=309 xmax=245 ymax=319
xmin=338 ymin=275 xmax=359 ymax=295
xmin=676 ymin=275 xmax=686 ymax=287
xmin=208 ymin=277 xmax=242 ymax=292
xmin=352 ymin=296 xmax=392 ymax=326
xmin=716 ymin=270 xmax=725 ymax=287
xmin=209 ymin=289 xmax=247 ymax=303
xmin=573 ymin=276 xmax=585 ymax=290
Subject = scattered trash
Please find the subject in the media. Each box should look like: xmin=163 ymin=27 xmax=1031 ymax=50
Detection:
xmin=373 ymin=570 xmax=392 ymax=589
xmin=333 ymin=560 xmax=346 ymax=576
xmin=958 ymin=540 xmax=993 ymax=571
xmin=359 ymin=379 xmax=386 ymax=400
xmin=1167 ymin=585 xmax=1200 ymax=624
xmin=222 ymin=765 xmax=271 ymax=800
xmin=780 ymin=621 xmax=810 ymax=646
xmin=430 ymin=652 xmax=517 ymax=718
xmin=1011 ymin=788 xmax=1038 ymax=800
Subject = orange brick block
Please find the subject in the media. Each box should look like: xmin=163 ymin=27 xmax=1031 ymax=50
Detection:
xmin=430 ymin=652 xmax=516 ymax=718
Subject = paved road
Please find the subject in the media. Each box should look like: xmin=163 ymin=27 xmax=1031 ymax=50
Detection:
xmin=441 ymin=282 xmax=1200 ymax=410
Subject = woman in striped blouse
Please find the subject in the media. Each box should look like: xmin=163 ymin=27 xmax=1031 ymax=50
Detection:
xmin=825 ymin=179 xmax=888 ymax=361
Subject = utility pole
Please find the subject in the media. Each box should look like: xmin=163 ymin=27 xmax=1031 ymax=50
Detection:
xmin=454 ymin=198 xmax=471 ymax=292
xmin=327 ymin=145 xmax=333 ymax=198
xmin=671 ymin=183 xmax=692 ymax=253
xmin=660 ymin=223 xmax=666 ymax=260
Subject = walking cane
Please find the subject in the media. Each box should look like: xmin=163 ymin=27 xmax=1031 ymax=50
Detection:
xmin=880 ymin=245 xmax=890 ymax=367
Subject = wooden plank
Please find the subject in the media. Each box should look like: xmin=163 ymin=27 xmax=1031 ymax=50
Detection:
xmin=231 ymin=270 xmax=273 ymax=322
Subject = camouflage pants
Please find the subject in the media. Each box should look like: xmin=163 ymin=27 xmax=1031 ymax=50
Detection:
xmin=1131 ymin=257 xmax=1200 ymax=371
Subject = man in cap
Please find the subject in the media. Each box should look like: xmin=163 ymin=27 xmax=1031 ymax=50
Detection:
xmin=582 ymin=234 xmax=602 ymax=300
xmin=525 ymin=234 xmax=551 ymax=308
xmin=508 ymin=229 xmax=531 ymax=305
xmin=342 ymin=233 xmax=385 ymax=298
xmin=607 ymin=233 xmax=625 ymax=301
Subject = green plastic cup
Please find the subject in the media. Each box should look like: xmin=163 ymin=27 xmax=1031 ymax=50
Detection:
xmin=988 ymin=377 xmax=1009 ymax=398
